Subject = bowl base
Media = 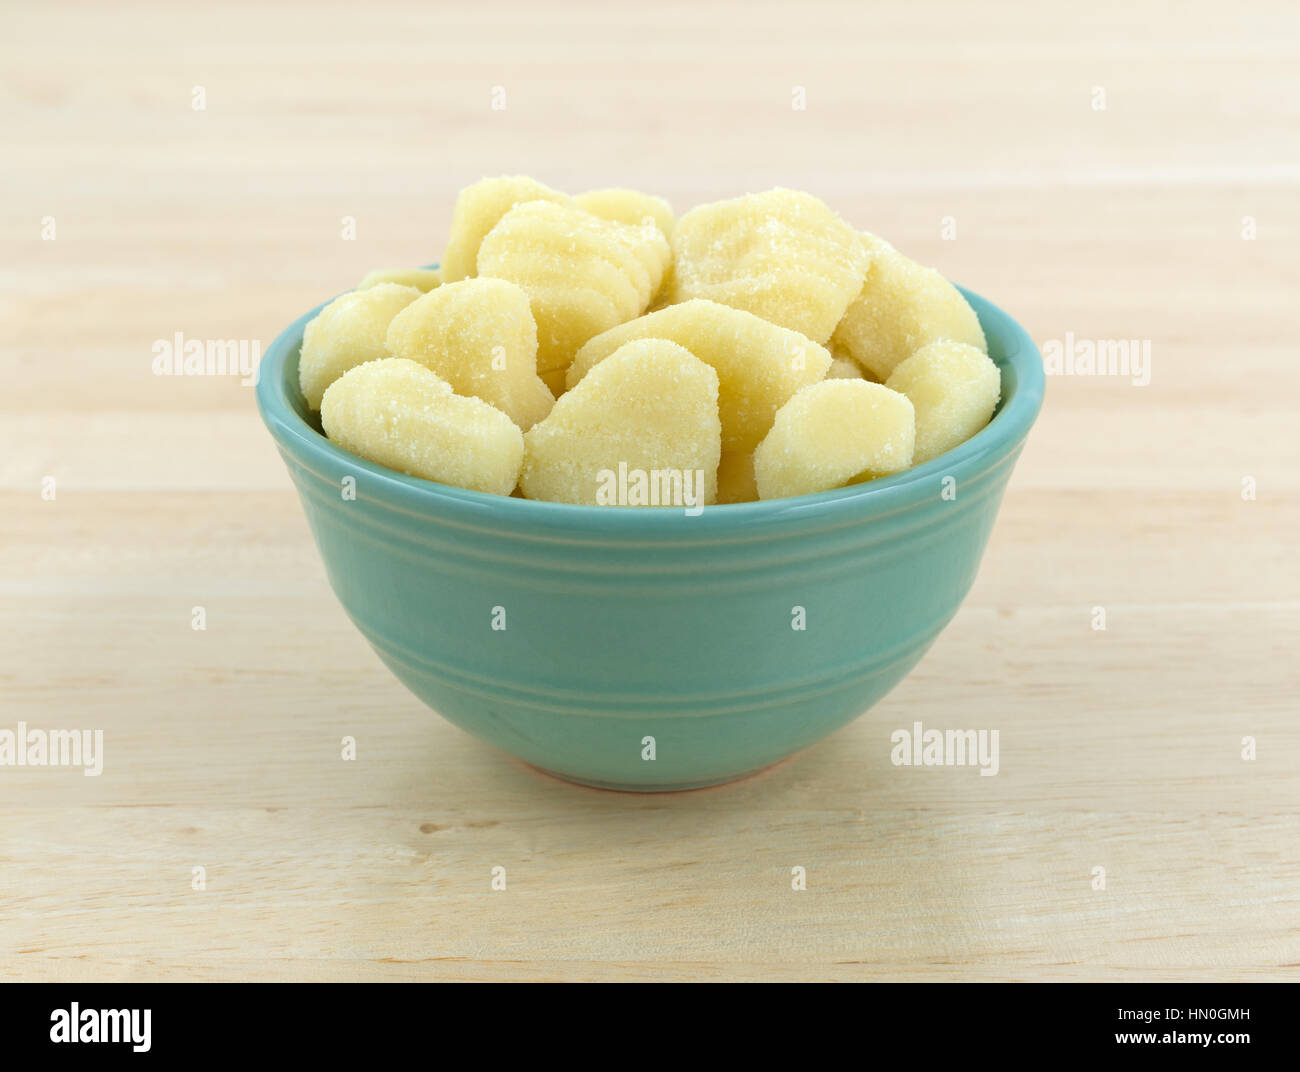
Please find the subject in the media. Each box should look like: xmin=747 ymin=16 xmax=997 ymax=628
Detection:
xmin=529 ymin=755 xmax=796 ymax=793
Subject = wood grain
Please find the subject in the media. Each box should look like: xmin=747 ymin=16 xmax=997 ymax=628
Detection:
xmin=1 ymin=0 xmax=1297 ymax=981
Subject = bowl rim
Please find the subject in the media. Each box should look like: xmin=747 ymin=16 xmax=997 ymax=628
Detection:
xmin=256 ymin=278 xmax=1044 ymax=537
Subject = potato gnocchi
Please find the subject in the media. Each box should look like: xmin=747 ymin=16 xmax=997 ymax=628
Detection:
xmin=299 ymin=283 xmax=422 ymax=410
xmin=669 ymin=188 xmax=869 ymax=343
xmin=320 ymin=358 xmax=524 ymax=497
xmin=885 ymin=339 xmax=1000 ymax=465
xmin=439 ymin=175 xmax=569 ymax=284
xmin=832 ymin=234 xmax=987 ymax=381
xmin=476 ymin=200 xmax=670 ymax=373
xmin=301 ymin=177 xmax=999 ymax=505
xmin=521 ymin=339 xmax=721 ymax=507
xmin=753 ymin=380 xmax=916 ymax=501
xmin=566 ymin=299 xmax=830 ymax=453
xmin=385 ymin=277 xmax=554 ymax=431
xmin=574 ymin=188 xmax=675 ymax=239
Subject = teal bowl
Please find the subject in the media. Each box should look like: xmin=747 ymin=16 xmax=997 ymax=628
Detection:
xmin=257 ymin=284 xmax=1043 ymax=791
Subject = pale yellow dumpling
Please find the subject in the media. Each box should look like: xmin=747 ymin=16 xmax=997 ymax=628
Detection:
xmin=357 ymin=267 xmax=442 ymax=292
xmin=298 ymin=283 xmax=422 ymax=410
xmin=832 ymin=236 xmax=986 ymax=381
xmin=715 ymin=451 xmax=758 ymax=504
xmin=303 ymin=180 xmax=1005 ymax=507
xmin=669 ymin=188 xmax=869 ymax=343
xmin=321 ymin=358 xmax=523 ymax=496
xmin=884 ymin=340 xmax=1000 ymax=464
xmin=753 ymin=380 xmax=915 ymax=501
xmin=567 ymin=299 xmax=831 ymax=453
xmin=477 ymin=200 xmax=670 ymax=374
xmin=440 ymin=176 xmax=570 ymax=284
xmin=574 ymin=188 xmax=675 ymax=238
xmin=385 ymin=277 xmax=554 ymax=431
xmin=520 ymin=339 xmax=721 ymax=507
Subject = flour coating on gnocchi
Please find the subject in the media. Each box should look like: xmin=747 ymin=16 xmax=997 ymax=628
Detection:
xmin=669 ymin=188 xmax=869 ymax=343
xmin=385 ymin=277 xmax=554 ymax=431
xmin=299 ymin=283 xmax=422 ymax=410
xmin=440 ymin=176 xmax=570 ymax=284
xmin=567 ymin=299 xmax=830 ymax=453
xmin=320 ymin=358 xmax=524 ymax=496
xmin=521 ymin=339 xmax=721 ymax=507
xmin=753 ymin=380 xmax=916 ymax=500
xmin=832 ymin=234 xmax=987 ymax=381
xmin=304 ymin=177 xmax=999 ymax=503
xmin=477 ymin=200 xmax=670 ymax=374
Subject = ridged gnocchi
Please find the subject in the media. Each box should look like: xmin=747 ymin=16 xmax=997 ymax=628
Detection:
xmin=477 ymin=200 xmax=670 ymax=374
xmin=306 ymin=178 xmax=1000 ymax=503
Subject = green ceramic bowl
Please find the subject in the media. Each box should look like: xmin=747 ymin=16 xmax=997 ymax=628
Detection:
xmin=257 ymin=284 xmax=1043 ymax=790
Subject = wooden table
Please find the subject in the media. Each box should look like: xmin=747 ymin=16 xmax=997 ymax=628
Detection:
xmin=3 ymin=0 xmax=1296 ymax=982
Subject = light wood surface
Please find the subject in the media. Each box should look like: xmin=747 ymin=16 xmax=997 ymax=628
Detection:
xmin=2 ymin=0 xmax=1297 ymax=982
